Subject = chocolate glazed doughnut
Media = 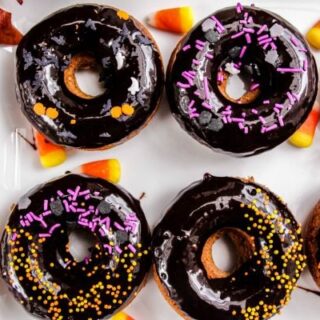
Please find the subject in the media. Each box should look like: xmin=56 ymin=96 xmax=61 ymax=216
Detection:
xmin=167 ymin=5 xmax=318 ymax=156
xmin=0 ymin=174 xmax=151 ymax=320
xmin=16 ymin=4 xmax=164 ymax=149
xmin=306 ymin=202 xmax=320 ymax=287
xmin=152 ymin=175 xmax=305 ymax=320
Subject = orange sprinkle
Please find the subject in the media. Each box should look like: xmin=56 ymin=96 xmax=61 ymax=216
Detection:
xmin=122 ymin=103 xmax=135 ymax=116
xmin=111 ymin=106 xmax=122 ymax=119
xmin=46 ymin=107 xmax=59 ymax=119
xmin=70 ymin=119 xmax=77 ymax=125
xmin=117 ymin=10 xmax=129 ymax=20
xmin=33 ymin=103 xmax=46 ymax=116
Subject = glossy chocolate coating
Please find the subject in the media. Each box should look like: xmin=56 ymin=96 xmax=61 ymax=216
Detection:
xmin=167 ymin=6 xmax=318 ymax=156
xmin=0 ymin=174 xmax=151 ymax=319
xmin=16 ymin=4 xmax=164 ymax=149
xmin=152 ymin=175 xmax=305 ymax=320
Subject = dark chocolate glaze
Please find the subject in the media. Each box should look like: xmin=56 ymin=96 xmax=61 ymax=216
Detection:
xmin=0 ymin=174 xmax=151 ymax=319
xmin=167 ymin=6 xmax=318 ymax=157
xmin=16 ymin=4 xmax=164 ymax=149
xmin=152 ymin=175 xmax=305 ymax=320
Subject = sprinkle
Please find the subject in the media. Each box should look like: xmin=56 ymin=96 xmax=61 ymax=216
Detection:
xmin=259 ymin=38 xmax=272 ymax=45
xmin=201 ymin=102 xmax=212 ymax=110
xmin=292 ymin=92 xmax=299 ymax=101
xmin=182 ymin=44 xmax=191 ymax=52
xmin=271 ymin=42 xmax=277 ymax=50
xmin=12 ymin=233 xmax=17 ymax=241
xmin=203 ymin=77 xmax=210 ymax=99
xmin=195 ymin=44 xmax=204 ymax=51
xmin=259 ymin=116 xmax=266 ymax=124
xmin=239 ymin=46 xmax=247 ymax=58
xmin=192 ymin=59 xmax=201 ymax=65
xmin=265 ymin=124 xmax=278 ymax=132
xmin=258 ymin=34 xmax=269 ymax=41
xmin=49 ymin=224 xmax=61 ymax=234
xmin=79 ymin=190 xmax=90 ymax=196
xmin=263 ymin=100 xmax=270 ymax=104
xmin=114 ymin=222 xmax=125 ymax=231
xmin=290 ymin=36 xmax=299 ymax=47
xmin=243 ymin=27 xmax=255 ymax=33
xmin=245 ymin=33 xmax=252 ymax=43
xmin=205 ymin=52 xmax=214 ymax=60
xmin=250 ymin=83 xmax=260 ymax=91
xmin=128 ymin=244 xmax=137 ymax=253
xmin=231 ymin=117 xmax=245 ymax=123
xmin=257 ymin=24 xmax=268 ymax=35
xmin=275 ymin=103 xmax=284 ymax=109
xmin=104 ymin=244 xmax=112 ymax=254
xmin=211 ymin=16 xmax=225 ymax=32
xmin=263 ymin=42 xmax=271 ymax=50
xmin=244 ymin=127 xmax=249 ymax=134
xmin=43 ymin=200 xmax=48 ymax=211
xmin=63 ymin=200 xmax=70 ymax=212
xmin=236 ymin=2 xmax=243 ymax=13
xmin=72 ymin=186 xmax=80 ymax=201
xmin=20 ymin=220 xmax=26 ymax=227
xmin=299 ymin=47 xmax=308 ymax=52
xmin=115 ymin=246 xmax=123 ymax=254
xmin=39 ymin=233 xmax=51 ymax=238
xmin=69 ymin=205 xmax=77 ymax=213
xmin=286 ymin=92 xmax=295 ymax=104
xmin=177 ymin=82 xmax=191 ymax=89
xmin=231 ymin=30 xmax=245 ymax=39
xmin=42 ymin=210 xmax=52 ymax=216
xmin=182 ymin=71 xmax=194 ymax=85
xmin=278 ymin=116 xmax=284 ymax=127
xmin=67 ymin=189 xmax=75 ymax=196
xmin=196 ymin=39 xmax=206 ymax=46
xmin=251 ymin=109 xmax=258 ymax=114
xmin=303 ymin=59 xmax=308 ymax=71
xmin=277 ymin=67 xmax=304 ymax=73
xmin=57 ymin=190 xmax=64 ymax=197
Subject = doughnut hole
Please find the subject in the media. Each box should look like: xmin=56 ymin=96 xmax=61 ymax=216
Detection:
xmin=68 ymin=228 xmax=98 ymax=263
xmin=201 ymin=228 xmax=255 ymax=279
xmin=217 ymin=70 xmax=261 ymax=104
xmin=64 ymin=53 xmax=105 ymax=99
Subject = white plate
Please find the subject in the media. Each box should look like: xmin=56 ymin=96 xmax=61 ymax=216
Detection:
xmin=0 ymin=0 xmax=320 ymax=319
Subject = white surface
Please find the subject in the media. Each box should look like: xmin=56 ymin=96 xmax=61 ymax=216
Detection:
xmin=0 ymin=0 xmax=320 ymax=319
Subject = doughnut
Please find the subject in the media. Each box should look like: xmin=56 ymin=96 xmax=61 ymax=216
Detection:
xmin=306 ymin=202 xmax=320 ymax=287
xmin=16 ymin=4 xmax=164 ymax=149
xmin=152 ymin=174 xmax=305 ymax=320
xmin=166 ymin=4 xmax=318 ymax=156
xmin=0 ymin=174 xmax=151 ymax=319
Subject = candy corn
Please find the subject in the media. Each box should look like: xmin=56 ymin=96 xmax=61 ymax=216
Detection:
xmin=289 ymin=101 xmax=320 ymax=148
xmin=111 ymin=312 xmax=134 ymax=320
xmin=34 ymin=131 xmax=67 ymax=168
xmin=0 ymin=8 xmax=23 ymax=45
xmin=75 ymin=159 xmax=121 ymax=184
xmin=306 ymin=21 xmax=320 ymax=49
xmin=146 ymin=6 xmax=194 ymax=34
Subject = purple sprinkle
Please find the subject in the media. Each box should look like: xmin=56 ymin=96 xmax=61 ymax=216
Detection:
xmin=277 ymin=67 xmax=304 ymax=73
xmin=193 ymin=59 xmax=201 ymax=65
xmin=188 ymin=100 xmax=195 ymax=109
xmin=245 ymin=33 xmax=252 ymax=44
xmin=226 ymin=105 xmax=232 ymax=110
xmin=69 ymin=205 xmax=77 ymax=213
xmin=244 ymin=127 xmax=249 ymax=134
xmin=236 ymin=2 xmax=243 ymax=13
xmin=182 ymin=72 xmax=194 ymax=85
xmin=115 ymin=246 xmax=123 ymax=254
xmin=259 ymin=116 xmax=266 ymax=124
xmin=240 ymin=46 xmax=247 ymax=58
xmin=290 ymin=36 xmax=299 ymax=47
xmin=99 ymin=228 xmax=106 ymax=237
xmin=43 ymin=200 xmax=48 ymax=211
xmin=250 ymin=83 xmax=260 ymax=91
xmin=77 ymin=208 xmax=86 ymax=213
xmin=299 ymin=47 xmax=308 ymax=53
xmin=271 ymin=42 xmax=277 ymax=50
xmin=239 ymin=122 xmax=245 ymax=129
xmin=104 ymin=244 xmax=112 ymax=254
xmin=278 ymin=116 xmax=284 ymax=127
xmin=25 ymin=221 xmax=30 ymax=227
xmin=182 ymin=44 xmax=191 ymax=52
xmin=258 ymin=34 xmax=269 ymax=41
xmin=82 ymin=210 xmax=92 ymax=218
xmin=303 ymin=59 xmax=308 ymax=71
xmin=205 ymin=53 xmax=214 ymax=60
xmin=263 ymin=42 xmax=271 ymax=50
xmin=231 ymin=30 xmax=245 ymax=39
xmin=105 ymin=217 xmax=111 ymax=230
xmin=42 ymin=210 xmax=52 ymax=216
xmin=265 ymin=124 xmax=278 ymax=132
xmin=114 ymin=222 xmax=125 ymax=231
xmin=195 ymin=44 xmax=204 ymax=51
xmin=243 ymin=27 xmax=255 ymax=33
xmin=211 ymin=15 xmax=225 ymax=32
xmin=63 ymin=200 xmax=70 ymax=212
xmin=244 ymin=12 xmax=249 ymax=21
xmin=20 ymin=220 xmax=26 ymax=227
xmin=231 ymin=117 xmax=245 ymax=123
xmin=79 ymin=190 xmax=90 ymax=196
xmin=257 ymin=24 xmax=268 ymax=35
xmin=78 ymin=220 xmax=89 ymax=227
xmin=67 ymin=189 xmax=75 ymax=196
xmin=275 ymin=103 xmax=284 ymax=109
xmin=196 ymin=39 xmax=206 ymax=46
xmin=286 ymin=92 xmax=295 ymax=104
xmin=39 ymin=233 xmax=51 ymax=238
xmin=222 ymin=117 xmax=228 ymax=124
xmin=57 ymin=190 xmax=64 ymax=197
xmin=177 ymin=82 xmax=191 ymax=89
xmin=12 ymin=233 xmax=17 ymax=241
xmin=72 ymin=186 xmax=80 ymax=201
xmin=202 ymin=101 xmax=213 ymax=110
xmin=128 ymin=244 xmax=137 ymax=253
xmin=251 ymin=109 xmax=258 ymax=114
xmin=26 ymin=213 xmax=33 ymax=223
xmin=292 ymin=93 xmax=299 ymax=101
xmin=263 ymin=100 xmax=270 ymax=104
xmin=49 ymin=224 xmax=61 ymax=234
xmin=259 ymin=38 xmax=272 ymax=45
xmin=222 ymin=110 xmax=232 ymax=115
xmin=248 ymin=16 xmax=253 ymax=24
